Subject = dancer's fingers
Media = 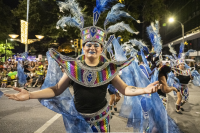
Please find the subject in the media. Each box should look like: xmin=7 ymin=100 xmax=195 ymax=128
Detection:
xmin=151 ymin=81 xmax=159 ymax=86
xmin=13 ymin=87 xmax=22 ymax=92
xmin=4 ymin=93 xmax=12 ymax=97
xmin=8 ymin=95 xmax=16 ymax=100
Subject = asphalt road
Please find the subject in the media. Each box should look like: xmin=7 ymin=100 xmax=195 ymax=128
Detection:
xmin=167 ymin=83 xmax=200 ymax=133
xmin=0 ymin=87 xmax=132 ymax=133
xmin=0 ymin=84 xmax=199 ymax=133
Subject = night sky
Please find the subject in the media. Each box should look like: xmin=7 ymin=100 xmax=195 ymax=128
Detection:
xmin=3 ymin=0 xmax=19 ymax=9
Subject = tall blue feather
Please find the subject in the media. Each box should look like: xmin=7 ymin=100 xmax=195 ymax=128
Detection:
xmin=146 ymin=21 xmax=162 ymax=55
xmin=93 ymin=0 xmax=116 ymax=14
xmin=178 ymin=42 xmax=184 ymax=58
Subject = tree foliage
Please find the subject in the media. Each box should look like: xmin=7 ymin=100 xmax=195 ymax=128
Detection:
xmin=0 ymin=0 xmax=15 ymax=42
xmin=10 ymin=0 xmax=169 ymax=54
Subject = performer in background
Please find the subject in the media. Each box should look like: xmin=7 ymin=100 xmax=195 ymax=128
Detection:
xmin=167 ymin=43 xmax=200 ymax=114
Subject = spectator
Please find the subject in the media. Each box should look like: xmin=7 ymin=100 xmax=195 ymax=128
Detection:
xmin=6 ymin=67 xmax=13 ymax=88
xmin=33 ymin=66 xmax=44 ymax=88
xmin=1 ymin=68 xmax=7 ymax=88
xmin=0 ymin=69 xmax=2 ymax=85
xmin=3 ymin=62 xmax=8 ymax=69
xmin=0 ymin=62 xmax=3 ymax=71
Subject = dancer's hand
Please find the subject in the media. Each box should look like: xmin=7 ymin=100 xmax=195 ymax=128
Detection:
xmin=144 ymin=81 xmax=162 ymax=94
xmin=4 ymin=87 xmax=30 ymax=101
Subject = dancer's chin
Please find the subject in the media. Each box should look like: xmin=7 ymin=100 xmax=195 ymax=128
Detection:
xmin=86 ymin=54 xmax=98 ymax=60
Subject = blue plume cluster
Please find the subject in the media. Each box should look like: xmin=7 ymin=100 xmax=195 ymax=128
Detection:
xmin=129 ymin=39 xmax=147 ymax=50
xmin=146 ymin=21 xmax=162 ymax=55
xmin=178 ymin=42 xmax=184 ymax=58
xmin=56 ymin=16 xmax=81 ymax=30
xmin=57 ymin=1 xmax=83 ymax=21
xmin=105 ymin=3 xmax=137 ymax=25
xmin=93 ymin=0 xmax=116 ymax=14
xmin=57 ymin=0 xmax=83 ymax=30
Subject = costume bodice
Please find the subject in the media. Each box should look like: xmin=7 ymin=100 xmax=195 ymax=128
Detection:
xmin=49 ymin=48 xmax=134 ymax=87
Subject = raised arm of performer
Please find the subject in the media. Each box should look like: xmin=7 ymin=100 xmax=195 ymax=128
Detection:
xmin=4 ymin=73 xmax=161 ymax=101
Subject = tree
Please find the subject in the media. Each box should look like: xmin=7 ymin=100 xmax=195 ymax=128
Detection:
xmin=0 ymin=0 xmax=15 ymax=42
xmin=11 ymin=0 xmax=169 ymax=54
xmin=0 ymin=42 xmax=15 ymax=62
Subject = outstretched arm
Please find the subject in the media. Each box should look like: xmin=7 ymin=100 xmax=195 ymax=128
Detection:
xmin=4 ymin=73 xmax=71 ymax=101
xmin=111 ymin=75 xmax=161 ymax=96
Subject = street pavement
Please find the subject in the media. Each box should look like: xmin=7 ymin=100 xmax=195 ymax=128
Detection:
xmin=167 ymin=83 xmax=200 ymax=133
xmin=0 ymin=84 xmax=199 ymax=133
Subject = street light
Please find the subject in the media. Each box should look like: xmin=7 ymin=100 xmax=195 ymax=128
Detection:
xmin=9 ymin=34 xmax=19 ymax=39
xmin=168 ymin=18 xmax=174 ymax=23
xmin=35 ymin=35 xmax=44 ymax=40
xmin=168 ymin=17 xmax=184 ymax=43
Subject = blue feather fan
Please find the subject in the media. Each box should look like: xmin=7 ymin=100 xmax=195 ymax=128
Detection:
xmin=93 ymin=0 xmax=116 ymax=14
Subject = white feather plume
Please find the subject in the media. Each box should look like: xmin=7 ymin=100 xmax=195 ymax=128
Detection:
xmin=57 ymin=0 xmax=83 ymax=24
xmin=107 ymin=22 xmax=139 ymax=34
xmin=168 ymin=44 xmax=177 ymax=54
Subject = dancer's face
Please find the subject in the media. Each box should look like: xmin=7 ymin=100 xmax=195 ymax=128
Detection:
xmin=179 ymin=63 xmax=185 ymax=70
xmin=83 ymin=42 xmax=103 ymax=60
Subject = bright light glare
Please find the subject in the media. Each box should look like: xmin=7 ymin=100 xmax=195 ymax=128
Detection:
xmin=70 ymin=40 xmax=73 ymax=43
xmin=35 ymin=35 xmax=44 ymax=39
xmin=9 ymin=34 xmax=19 ymax=39
xmin=168 ymin=17 xmax=174 ymax=23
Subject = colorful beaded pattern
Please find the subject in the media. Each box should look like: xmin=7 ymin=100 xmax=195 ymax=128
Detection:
xmin=173 ymin=68 xmax=191 ymax=76
xmin=84 ymin=106 xmax=110 ymax=132
xmin=49 ymin=48 xmax=134 ymax=87
xmin=179 ymin=84 xmax=189 ymax=101
xmin=81 ymin=26 xmax=106 ymax=46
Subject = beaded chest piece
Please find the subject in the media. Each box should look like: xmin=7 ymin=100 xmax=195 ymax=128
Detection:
xmin=173 ymin=68 xmax=191 ymax=76
xmin=49 ymin=48 xmax=134 ymax=87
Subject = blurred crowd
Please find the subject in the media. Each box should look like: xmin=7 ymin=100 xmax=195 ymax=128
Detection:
xmin=188 ymin=61 xmax=200 ymax=73
xmin=0 ymin=59 xmax=48 ymax=88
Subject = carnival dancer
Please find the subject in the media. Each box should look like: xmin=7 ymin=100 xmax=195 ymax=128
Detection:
xmin=3 ymin=1 xmax=162 ymax=133
xmin=166 ymin=43 xmax=200 ymax=114
xmin=117 ymin=21 xmax=182 ymax=133
xmin=146 ymin=21 xmax=178 ymax=106
xmin=17 ymin=52 xmax=29 ymax=91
